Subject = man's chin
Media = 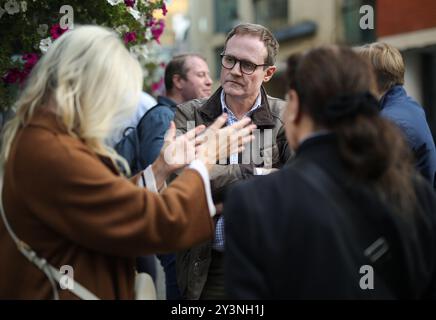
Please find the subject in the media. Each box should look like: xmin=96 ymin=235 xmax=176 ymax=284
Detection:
xmin=198 ymin=91 xmax=211 ymax=99
xmin=222 ymin=85 xmax=244 ymax=97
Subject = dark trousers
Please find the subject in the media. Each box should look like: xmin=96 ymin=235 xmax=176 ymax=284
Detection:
xmin=136 ymin=255 xmax=157 ymax=281
xmin=157 ymin=253 xmax=182 ymax=300
xmin=200 ymin=250 xmax=226 ymax=300
xmin=136 ymin=254 xmax=182 ymax=300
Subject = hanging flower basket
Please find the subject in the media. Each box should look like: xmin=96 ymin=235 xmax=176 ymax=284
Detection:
xmin=0 ymin=0 xmax=168 ymax=112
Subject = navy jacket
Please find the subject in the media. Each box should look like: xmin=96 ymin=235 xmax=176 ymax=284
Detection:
xmin=380 ymin=86 xmax=436 ymax=189
xmin=135 ymin=96 xmax=177 ymax=169
xmin=225 ymin=134 xmax=436 ymax=299
xmin=116 ymin=96 xmax=177 ymax=174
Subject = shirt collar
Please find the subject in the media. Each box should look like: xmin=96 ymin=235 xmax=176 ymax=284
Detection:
xmin=220 ymin=90 xmax=262 ymax=120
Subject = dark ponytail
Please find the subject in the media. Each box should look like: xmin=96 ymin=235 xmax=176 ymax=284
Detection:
xmin=293 ymin=46 xmax=416 ymax=213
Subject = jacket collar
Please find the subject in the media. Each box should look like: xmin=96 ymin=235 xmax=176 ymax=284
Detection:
xmin=198 ymin=86 xmax=276 ymax=128
xmin=157 ymin=95 xmax=177 ymax=109
xmin=379 ymin=85 xmax=406 ymax=110
xmin=27 ymin=108 xmax=68 ymax=134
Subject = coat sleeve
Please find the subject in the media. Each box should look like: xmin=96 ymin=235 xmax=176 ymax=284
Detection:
xmin=224 ymin=183 xmax=269 ymax=299
xmin=15 ymin=134 xmax=214 ymax=257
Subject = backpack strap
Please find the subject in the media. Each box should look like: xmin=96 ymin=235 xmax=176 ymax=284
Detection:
xmin=131 ymin=103 xmax=176 ymax=173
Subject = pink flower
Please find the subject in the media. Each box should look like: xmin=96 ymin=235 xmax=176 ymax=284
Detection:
xmin=151 ymin=20 xmax=165 ymax=43
xmin=22 ymin=53 xmax=39 ymax=70
xmin=151 ymin=78 xmax=164 ymax=93
xmin=3 ymin=69 xmax=21 ymax=84
xmin=3 ymin=68 xmax=28 ymax=85
xmin=124 ymin=0 xmax=135 ymax=7
xmin=124 ymin=31 xmax=137 ymax=44
xmin=3 ymin=53 xmax=39 ymax=86
xmin=146 ymin=18 xmax=155 ymax=28
xmin=162 ymin=2 xmax=168 ymax=16
xmin=18 ymin=69 xmax=30 ymax=85
xmin=50 ymin=24 xmax=68 ymax=40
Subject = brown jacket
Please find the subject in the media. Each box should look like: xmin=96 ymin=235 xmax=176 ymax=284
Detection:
xmin=0 ymin=110 xmax=214 ymax=299
xmin=173 ymin=87 xmax=291 ymax=299
xmin=174 ymin=87 xmax=291 ymax=203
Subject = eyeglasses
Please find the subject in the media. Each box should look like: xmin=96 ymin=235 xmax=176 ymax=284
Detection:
xmin=220 ymin=53 xmax=269 ymax=75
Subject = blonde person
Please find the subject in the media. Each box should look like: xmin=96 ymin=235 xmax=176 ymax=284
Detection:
xmin=357 ymin=43 xmax=436 ymax=189
xmin=0 ymin=25 xmax=255 ymax=299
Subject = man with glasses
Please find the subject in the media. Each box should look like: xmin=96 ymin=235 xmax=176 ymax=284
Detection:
xmin=173 ymin=23 xmax=291 ymax=300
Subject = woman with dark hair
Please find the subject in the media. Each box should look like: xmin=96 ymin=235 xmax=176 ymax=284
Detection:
xmin=224 ymin=45 xmax=436 ymax=299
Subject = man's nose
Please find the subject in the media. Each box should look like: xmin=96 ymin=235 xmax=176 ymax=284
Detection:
xmin=205 ymin=75 xmax=212 ymax=86
xmin=230 ymin=61 xmax=242 ymax=76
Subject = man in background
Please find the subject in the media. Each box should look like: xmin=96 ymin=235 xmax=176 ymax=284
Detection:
xmin=358 ymin=42 xmax=436 ymax=189
xmin=116 ymin=53 xmax=213 ymax=299
xmin=174 ymin=23 xmax=291 ymax=299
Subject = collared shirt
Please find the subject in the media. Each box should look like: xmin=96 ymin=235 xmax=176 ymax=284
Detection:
xmin=220 ymin=90 xmax=262 ymax=164
xmin=212 ymin=91 xmax=262 ymax=251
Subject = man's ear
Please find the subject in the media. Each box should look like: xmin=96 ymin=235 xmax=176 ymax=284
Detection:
xmin=287 ymin=89 xmax=301 ymax=123
xmin=263 ymin=66 xmax=277 ymax=82
xmin=172 ymin=74 xmax=184 ymax=90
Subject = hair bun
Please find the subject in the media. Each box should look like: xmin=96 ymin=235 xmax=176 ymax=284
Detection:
xmin=323 ymin=91 xmax=379 ymax=123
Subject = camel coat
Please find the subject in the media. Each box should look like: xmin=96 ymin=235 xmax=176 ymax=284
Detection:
xmin=0 ymin=110 xmax=214 ymax=299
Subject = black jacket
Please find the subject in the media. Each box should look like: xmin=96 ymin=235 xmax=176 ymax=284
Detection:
xmin=115 ymin=96 xmax=176 ymax=174
xmin=225 ymin=134 xmax=436 ymax=299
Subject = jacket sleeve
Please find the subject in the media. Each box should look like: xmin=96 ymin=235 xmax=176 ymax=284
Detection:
xmin=224 ymin=183 xmax=268 ymax=299
xmin=173 ymin=105 xmax=255 ymax=202
xmin=16 ymin=135 xmax=214 ymax=258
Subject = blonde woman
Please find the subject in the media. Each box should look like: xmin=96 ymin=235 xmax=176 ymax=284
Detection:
xmin=0 ymin=26 xmax=255 ymax=299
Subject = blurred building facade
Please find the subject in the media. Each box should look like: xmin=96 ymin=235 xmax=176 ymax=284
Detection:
xmin=186 ymin=0 xmax=345 ymax=97
xmin=184 ymin=0 xmax=436 ymax=136
xmin=157 ymin=0 xmax=191 ymax=52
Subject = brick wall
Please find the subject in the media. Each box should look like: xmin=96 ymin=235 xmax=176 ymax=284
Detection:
xmin=377 ymin=0 xmax=436 ymax=37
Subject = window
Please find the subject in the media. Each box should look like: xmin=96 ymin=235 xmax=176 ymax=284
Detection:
xmin=342 ymin=0 xmax=376 ymax=45
xmin=214 ymin=0 xmax=238 ymax=34
xmin=253 ymin=0 xmax=288 ymax=32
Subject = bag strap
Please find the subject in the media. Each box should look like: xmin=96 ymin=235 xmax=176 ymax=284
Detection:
xmin=126 ymin=104 xmax=174 ymax=175
xmin=296 ymin=161 xmax=411 ymax=298
xmin=122 ymin=126 xmax=142 ymax=175
xmin=0 ymin=178 xmax=99 ymax=300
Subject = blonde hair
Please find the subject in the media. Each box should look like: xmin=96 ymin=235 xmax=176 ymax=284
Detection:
xmin=0 ymin=25 xmax=143 ymax=174
xmin=357 ymin=42 xmax=405 ymax=94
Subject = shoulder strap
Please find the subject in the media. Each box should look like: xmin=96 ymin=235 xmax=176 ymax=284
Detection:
xmin=137 ymin=102 xmax=174 ymax=128
xmin=128 ymin=103 xmax=174 ymax=175
xmin=0 ymin=179 xmax=99 ymax=300
xmin=296 ymin=161 xmax=411 ymax=298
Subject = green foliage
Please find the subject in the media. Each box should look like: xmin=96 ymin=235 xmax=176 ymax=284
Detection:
xmin=0 ymin=0 xmax=168 ymax=112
